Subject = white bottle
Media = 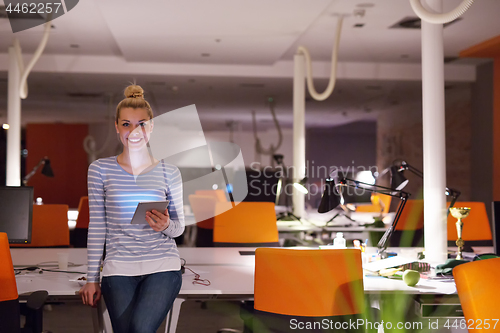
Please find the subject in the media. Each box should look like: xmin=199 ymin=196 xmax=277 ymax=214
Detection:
xmin=333 ymin=232 xmax=346 ymax=249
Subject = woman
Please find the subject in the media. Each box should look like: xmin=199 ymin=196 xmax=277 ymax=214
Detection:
xmin=79 ymin=84 xmax=184 ymax=333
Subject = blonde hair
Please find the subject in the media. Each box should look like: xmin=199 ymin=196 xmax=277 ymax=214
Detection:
xmin=115 ymin=85 xmax=153 ymax=122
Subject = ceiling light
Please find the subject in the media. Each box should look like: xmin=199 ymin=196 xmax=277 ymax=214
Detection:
xmin=2 ymin=124 xmax=10 ymax=130
xmin=201 ymin=53 xmax=210 ymax=57
xmin=70 ymin=44 xmax=79 ymax=48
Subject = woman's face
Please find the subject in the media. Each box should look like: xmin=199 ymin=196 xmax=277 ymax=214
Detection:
xmin=115 ymin=107 xmax=153 ymax=152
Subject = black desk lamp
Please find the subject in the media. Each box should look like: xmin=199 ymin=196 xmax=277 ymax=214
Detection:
xmin=23 ymin=156 xmax=54 ymax=186
xmin=318 ymin=176 xmax=410 ymax=255
xmin=391 ymin=160 xmax=461 ymax=213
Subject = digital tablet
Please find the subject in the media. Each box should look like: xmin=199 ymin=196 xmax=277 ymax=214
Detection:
xmin=130 ymin=201 xmax=169 ymax=224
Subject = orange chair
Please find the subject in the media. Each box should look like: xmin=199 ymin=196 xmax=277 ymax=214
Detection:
xmin=253 ymin=248 xmax=365 ymax=332
xmin=447 ymin=202 xmax=493 ymax=246
xmin=0 ymin=232 xmax=48 ymax=333
xmin=453 ymin=258 xmax=500 ymax=331
xmin=356 ymin=193 xmax=392 ymax=215
xmin=195 ymin=189 xmax=228 ymax=203
xmin=11 ymin=205 xmax=69 ymax=247
xmin=213 ymin=202 xmax=279 ymax=247
xmin=189 ymin=190 xmax=228 ymax=247
xmin=75 ymin=196 xmax=89 ymax=229
xmin=70 ymin=197 xmax=89 ymax=248
xmin=386 ymin=199 xmax=424 ymax=247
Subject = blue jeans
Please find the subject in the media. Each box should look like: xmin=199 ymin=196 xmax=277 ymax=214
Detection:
xmin=101 ymin=270 xmax=182 ymax=333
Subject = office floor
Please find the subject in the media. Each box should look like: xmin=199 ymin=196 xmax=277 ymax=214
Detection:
xmin=41 ymin=300 xmax=245 ymax=333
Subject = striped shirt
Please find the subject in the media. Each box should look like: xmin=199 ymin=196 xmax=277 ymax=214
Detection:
xmin=86 ymin=156 xmax=185 ymax=283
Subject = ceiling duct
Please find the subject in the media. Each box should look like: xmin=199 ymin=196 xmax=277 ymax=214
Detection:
xmin=390 ymin=16 xmax=461 ymax=29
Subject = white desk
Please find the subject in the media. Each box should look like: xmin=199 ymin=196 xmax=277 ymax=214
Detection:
xmin=12 ymin=247 xmax=485 ymax=333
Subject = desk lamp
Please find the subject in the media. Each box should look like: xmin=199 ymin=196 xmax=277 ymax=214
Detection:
xmin=293 ymin=177 xmax=308 ymax=194
xmin=22 ymin=156 xmax=54 ymax=186
xmin=390 ymin=160 xmax=460 ymax=213
xmin=318 ymin=176 xmax=410 ymax=256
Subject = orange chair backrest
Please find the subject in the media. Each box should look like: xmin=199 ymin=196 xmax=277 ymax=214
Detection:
xmin=0 ymin=233 xmax=18 ymax=302
xmin=213 ymin=202 xmax=278 ymax=244
xmin=447 ymin=202 xmax=492 ymax=241
xmin=453 ymin=258 xmax=500 ymax=322
xmin=195 ymin=190 xmax=228 ymax=203
xmin=189 ymin=195 xmax=218 ymax=229
xmin=356 ymin=194 xmax=392 ymax=214
xmin=11 ymin=204 xmax=69 ymax=247
xmin=395 ymin=199 xmax=424 ymax=231
xmin=255 ymin=248 xmax=364 ymax=317
xmin=75 ymin=196 xmax=89 ymax=229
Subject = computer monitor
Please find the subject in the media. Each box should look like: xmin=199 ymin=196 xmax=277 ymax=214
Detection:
xmin=234 ymin=168 xmax=279 ymax=203
xmin=0 ymin=186 xmax=33 ymax=244
xmin=492 ymin=201 xmax=500 ymax=255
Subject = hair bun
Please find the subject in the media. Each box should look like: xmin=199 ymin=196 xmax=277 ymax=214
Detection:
xmin=124 ymin=85 xmax=144 ymax=99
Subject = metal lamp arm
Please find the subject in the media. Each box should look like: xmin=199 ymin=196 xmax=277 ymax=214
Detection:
xmin=377 ymin=196 xmax=408 ymax=252
xmin=401 ymin=162 xmax=423 ymax=178
xmin=336 ymin=177 xmax=410 ymax=253
xmin=338 ymin=178 xmax=410 ymax=200
xmin=446 ymin=187 xmax=461 ymax=213
xmin=23 ymin=158 xmax=46 ymax=186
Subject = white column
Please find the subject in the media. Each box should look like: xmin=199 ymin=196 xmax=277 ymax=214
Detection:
xmin=6 ymin=46 xmax=21 ymax=186
xmin=293 ymin=54 xmax=306 ymax=218
xmin=421 ymin=0 xmax=448 ymax=264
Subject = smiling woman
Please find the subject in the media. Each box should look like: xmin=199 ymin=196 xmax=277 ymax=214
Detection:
xmin=79 ymin=84 xmax=185 ymax=333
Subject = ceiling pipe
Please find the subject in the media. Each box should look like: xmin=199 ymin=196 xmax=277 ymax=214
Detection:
xmin=410 ymin=0 xmax=474 ymax=24
xmin=6 ymin=18 xmax=52 ymax=186
xmin=15 ymin=16 xmax=52 ymax=99
xmin=292 ymin=16 xmax=344 ymax=219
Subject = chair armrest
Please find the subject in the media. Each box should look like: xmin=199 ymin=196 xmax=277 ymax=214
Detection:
xmin=26 ymin=291 xmax=48 ymax=311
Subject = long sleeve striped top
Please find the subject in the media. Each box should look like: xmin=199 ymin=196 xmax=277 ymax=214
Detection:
xmin=86 ymin=156 xmax=185 ymax=283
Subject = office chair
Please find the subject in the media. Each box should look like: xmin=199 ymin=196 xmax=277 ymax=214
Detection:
xmin=447 ymin=201 xmax=493 ymax=247
xmin=11 ymin=204 xmax=69 ymax=248
xmin=252 ymin=248 xmax=368 ymax=333
xmin=70 ymin=196 xmax=89 ymax=248
xmin=355 ymin=193 xmax=392 ymax=214
xmin=453 ymin=257 xmax=500 ymax=331
xmin=390 ymin=199 xmax=424 ymax=247
xmin=195 ymin=189 xmax=228 ymax=203
xmin=0 ymin=232 xmax=48 ymax=333
xmin=189 ymin=194 xmax=219 ymax=247
xmin=213 ymin=202 xmax=279 ymax=247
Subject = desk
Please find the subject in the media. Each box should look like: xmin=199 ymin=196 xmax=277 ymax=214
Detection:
xmin=12 ymin=247 xmax=486 ymax=333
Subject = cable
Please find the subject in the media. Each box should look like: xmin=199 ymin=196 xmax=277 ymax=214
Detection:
xmin=409 ymin=0 xmax=474 ymax=24
xmin=252 ymin=98 xmax=283 ymax=166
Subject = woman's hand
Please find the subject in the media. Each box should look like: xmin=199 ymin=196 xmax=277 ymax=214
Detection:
xmin=146 ymin=208 xmax=170 ymax=232
xmin=79 ymin=282 xmax=101 ymax=307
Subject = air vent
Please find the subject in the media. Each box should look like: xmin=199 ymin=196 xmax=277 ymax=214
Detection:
xmin=390 ymin=16 xmax=461 ymax=29
xmin=239 ymin=83 xmax=265 ymax=88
